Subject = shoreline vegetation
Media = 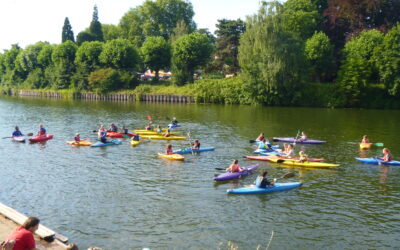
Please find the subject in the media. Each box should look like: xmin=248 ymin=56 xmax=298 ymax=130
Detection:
xmin=1 ymin=0 xmax=400 ymax=109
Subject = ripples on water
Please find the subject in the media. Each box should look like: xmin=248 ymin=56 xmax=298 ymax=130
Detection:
xmin=0 ymin=97 xmax=399 ymax=249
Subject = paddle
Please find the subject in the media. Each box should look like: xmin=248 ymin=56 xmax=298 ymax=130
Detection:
xmin=293 ymin=130 xmax=300 ymax=146
xmin=187 ymin=131 xmax=194 ymax=155
xmin=2 ymin=132 xmax=33 ymax=139
xmin=276 ymin=172 xmax=295 ymax=180
xmin=215 ymin=168 xmax=227 ymax=171
xmin=249 ymin=140 xmax=257 ymax=143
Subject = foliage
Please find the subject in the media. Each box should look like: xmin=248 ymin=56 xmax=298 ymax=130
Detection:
xmin=214 ymin=19 xmax=245 ymax=74
xmin=141 ymin=36 xmax=171 ymax=81
xmin=282 ymin=0 xmax=319 ymax=40
xmin=99 ymin=39 xmax=140 ymax=71
xmin=51 ymin=40 xmax=78 ymax=89
xmin=89 ymin=5 xmax=104 ymax=42
xmin=76 ymin=31 xmax=95 ymax=46
xmin=75 ymin=41 xmax=104 ymax=74
xmin=119 ymin=0 xmax=196 ymax=46
xmin=374 ymin=23 xmax=400 ymax=96
xmin=87 ymin=68 xmax=136 ymax=93
xmin=238 ymin=1 xmax=309 ymax=105
xmin=62 ymin=17 xmax=75 ymax=43
xmin=305 ymin=31 xmax=334 ymax=82
xmin=102 ymin=24 xmax=123 ymax=41
xmin=172 ymin=32 xmax=214 ymax=85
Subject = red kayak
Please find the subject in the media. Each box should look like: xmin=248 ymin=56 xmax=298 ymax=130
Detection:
xmin=106 ymin=131 xmax=134 ymax=138
xmin=245 ymin=155 xmax=325 ymax=162
xmin=29 ymin=134 xmax=54 ymax=142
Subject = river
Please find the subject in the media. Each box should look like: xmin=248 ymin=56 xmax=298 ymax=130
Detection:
xmin=0 ymin=96 xmax=399 ymax=249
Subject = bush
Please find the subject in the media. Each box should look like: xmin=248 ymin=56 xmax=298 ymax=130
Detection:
xmin=88 ymin=68 xmax=120 ymax=94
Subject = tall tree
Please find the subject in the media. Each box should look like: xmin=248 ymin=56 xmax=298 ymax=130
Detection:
xmin=51 ymin=40 xmax=77 ymax=89
xmin=238 ymin=1 xmax=309 ymax=105
xmin=62 ymin=17 xmax=75 ymax=43
xmin=99 ymin=39 xmax=140 ymax=71
xmin=214 ymin=19 xmax=246 ymax=74
xmin=141 ymin=36 xmax=171 ymax=81
xmin=172 ymin=32 xmax=213 ymax=85
xmin=89 ymin=5 xmax=104 ymax=42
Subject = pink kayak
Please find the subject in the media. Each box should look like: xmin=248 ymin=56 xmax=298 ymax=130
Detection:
xmin=29 ymin=134 xmax=54 ymax=142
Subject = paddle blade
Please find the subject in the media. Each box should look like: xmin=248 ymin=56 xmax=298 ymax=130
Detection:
xmin=277 ymin=159 xmax=285 ymax=163
xmin=374 ymin=143 xmax=384 ymax=147
xmin=26 ymin=133 xmax=33 ymax=136
xmin=249 ymin=140 xmax=256 ymax=143
xmin=282 ymin=172 xmax=295 ymax=179
xmin=215 ymin=168 xmax=226 ymax=171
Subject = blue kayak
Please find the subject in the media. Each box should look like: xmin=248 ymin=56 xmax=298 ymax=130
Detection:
xmin=214 ymin=164 xmax=259 ymax=181
xmin=260 ymin=151 xmax=284 ymax=156
xmin=168 ymin=123 xmax=181 ymax=128
xmin=91 ymin=139 xmax=122 ymax=147
xmin=227 ymin=182 xmax=302 ymax=194
xmin=254 ymin=146 xmax=280 ymax=154
xmin=355 ymin=157 xmax=400 ymax=166
xmin=173 ymin=147 xmax=215 ymax=154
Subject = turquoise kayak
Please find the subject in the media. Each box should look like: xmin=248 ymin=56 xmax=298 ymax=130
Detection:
xmin=91 ymin=139 xmax=122 ymax=147
xmin=173 ymin=147 xmax=215 ymax=154
xmin=227 ymin=182 xmax=302 ymax=194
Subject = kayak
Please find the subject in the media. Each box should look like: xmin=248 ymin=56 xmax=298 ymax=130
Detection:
xmin=227 ymin=182 xmax=302 ymax=194
xmin=254 ymin=146 xmax=280 ymax=154
xmin=12 ymin=136 xmax=26 ymax=143
xmin=140 ymin=135 xmax=186 ymax=140
xmin=158 ymin=153 xmax=185 ymax=161
xmin=29 ymin=134 xmax=54 ymax=143
xmin=168 ymin=123 xmax=181 ymax=128
xmin=67 ymin=140 xmax=93 ymax=146
xmin=91 ymin=139 xmax=122 ymax=147
xmin=173 ymin=147 xmax=215 ymax=154
xmin=129 ymin=131 xmax=178 ymax=135
xmin=355 ymin=157 xmax=400 ymax=166
xmin=360 ymin=143 xmax=372 ymax=150
xmin=214 ymin=164 xmax=259 ymax=181
xmin=245 ymin=155 xmax=326 ymax=162
xmin=260 ymin=151 xmax=283 ymax=156
xmin=106 ymin=131 xmax=134 ymax=138
xmin=267 ymin=158 xmax=340 ymax=168
xmin=272 ymin=137 xmax=326 ymax=144
xmin=130 ymin=140 xmax=143 ymax=146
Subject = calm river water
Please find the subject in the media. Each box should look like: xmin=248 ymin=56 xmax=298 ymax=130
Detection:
xmin=0 ymin=96 xmax=399 ymax=249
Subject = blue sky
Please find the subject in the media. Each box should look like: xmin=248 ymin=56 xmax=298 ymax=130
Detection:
xmin=0 ymin=0 xmax=261 ymax=51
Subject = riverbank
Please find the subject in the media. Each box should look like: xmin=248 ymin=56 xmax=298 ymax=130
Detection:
xmin=0 ymin=203 xmax=68 ymax=249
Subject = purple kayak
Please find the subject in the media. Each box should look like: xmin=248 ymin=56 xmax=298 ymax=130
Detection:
xmin=214 ymin=164 xmax=259 ymax=181
xmin=272 ymin=137 xmax=326 ymax=144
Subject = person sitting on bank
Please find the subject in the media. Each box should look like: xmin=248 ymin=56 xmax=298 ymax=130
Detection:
xmin=74 ymin=133 xmax=81 ymax=142
xmin=192 ymin=139 xmax=201 ymax=150
xmin=6 ymin=216 xmax=40 ymax=250
xmin=226 ymin=160 xmax=243 ymax=173
xmin=38 ymin=124 xmax=46 ymax=136
xmin=255 ymin=171 xmax=276 ymax=188
xmin=12 ymin=126 xmax=23 ymax=137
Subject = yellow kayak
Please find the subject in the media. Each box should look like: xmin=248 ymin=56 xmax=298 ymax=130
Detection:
xmin=140 ymin=135 xmax=186 ymax=140
xmin=130 ymin=140 xmax=143 ymax=146
xmin=268 ymin=158 xmax=340 ymax=168
xmin=132 ymin=129 xmax=168 ymax=133
xmin=66 ymin=140 xmax=93 ymax=146
xmin=158 ymin=153 xmax=185 ymax=161
xmin=360 ymin=143 xmax=372 ymax=150
xmin=131 ymin=131 xmax=178 ymax=135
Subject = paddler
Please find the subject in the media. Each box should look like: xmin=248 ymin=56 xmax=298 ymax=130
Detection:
xmin=109 ymin=123 xmax=118 ymax=132
xmin=226 ymin=160 xmax=243 ymax=173
xmin=285 ymin=144 xmax=295 ymax=158
xmin=12 ymin=126 xmax=23 ymax=137
xmin=37 ymin=124 xmax=46 ymax=136
xmin=380 ymin=148 xmax=393 ymax=163
xmin=145 ymin=122 xmax=153 ymax=131
xmin=361 ymin=135 xmax=370 ymax=144
xmin=121 ymin=126 xmax=129 ymax=134
xmin=298 ymin=151 xmax=308 ymax=163
xmin=192 ymin=139 xmax=201 ymax=149
xmin=166 ymin=144 xmax=173 ymax=154
xmin=255 ymin=133 xmax=265 ymax=141
xmin=171 ymin=117 xmax=179 ymax=125
xmin=258 ymin=138 xmax=272 ymax=150
xmin=163 ymin=129 xmax=171 ymax=137
xmin=156 ymin=125 xmax=162 ymax=133
xmin=298 ymin=131 xmax=308 ymax=141
xmin=131 ymin=133 xmax=140 ymax=141
xmin=74 ymin=133 xmax=81 ymax=142
xmin=255 ymin=171 xmax=275 ymax=188
xmin=98 ymin=125 xmax=107 ymax=143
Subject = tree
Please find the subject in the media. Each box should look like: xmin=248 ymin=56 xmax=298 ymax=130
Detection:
xmin=102 ymin=24 xmax=123 ymax=41
xmin=170 ymin=20 xmax=191 ymax=43
xmin=305 ymin=31 xmax=334 ymax=82
xmin=338 ymin=29 xmax=384 ymax=104
xmin=172 ymin=32 xmax=213 ymax=85
xmin=238 ymin=1 xmax=309 ymax=105
xmin=89 ymin=5 xmax=104 ymax=41
xmin=374 ymin=23 xmax=400 ymax=96
xmin=99 ymin=39 xmax=140 ymax=71
xmin=282 ymin=0 xmax=319 ymax=40
xmin=75 ymin=41 xmax=104 ymax=74
xmin=214 ymin=19 xmax=245 ymax=74
xmin=51 ymin=40 xmax=78 ymax=89
xmin=141 ymin=36 xmax=171 ymax=81
xmin=76 ymin=31 xmax=95 ymax=46
xmin=119 ymin=0 xmax=196 ymax=46
xmin=62 ymin=17 xmax=75 ymax=43
xmin=1 ymin=44 xmax=22 ymax=86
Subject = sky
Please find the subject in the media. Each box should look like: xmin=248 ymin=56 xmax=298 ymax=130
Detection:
xmin=0 ymin=0 xmax=261 ymax=51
